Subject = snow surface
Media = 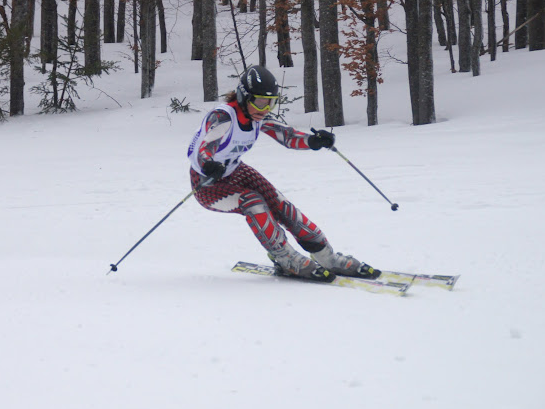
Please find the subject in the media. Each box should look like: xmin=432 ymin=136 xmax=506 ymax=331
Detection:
xmin=1 ymin=3 xmax=545 ymax=409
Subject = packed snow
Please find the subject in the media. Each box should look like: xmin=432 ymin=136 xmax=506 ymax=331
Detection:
xmin=1 ymin=3 xmax=544 ymax=409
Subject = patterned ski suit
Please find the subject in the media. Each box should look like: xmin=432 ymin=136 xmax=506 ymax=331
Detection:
xmin=188 ymin=101 xmax=328 ymax=255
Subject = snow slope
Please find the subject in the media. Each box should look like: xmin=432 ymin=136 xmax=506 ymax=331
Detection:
xmin=1 ymin=3 xmax=545 ymax=409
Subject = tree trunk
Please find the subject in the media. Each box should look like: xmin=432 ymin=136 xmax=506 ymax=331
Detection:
xmin=301 ymin=0 xmax=318 ymax=112
xmin=444 ymin=0 xmax=457 ymax=45
xmin=68 ymin=0 xmax=77 ymax=46
xmin=240 ymin=0 xmax=247 ymax=13
xmin=433 ymin=0 xmax=447 ymax=46
xmin=319 ymin=0 xmax=344 ymax=127
xmin=363 ymin=0 xmax=378 ymax=126
xmin=377 ymin=0 xmax=390 ymax=29
xmin=250 ymin=0 xmax=256 ymax=12
xmin=471 ymin=0 xmax=483 ymax=76
xmin=457 ymin=0 xmax=471 ymax=72
xmin=84 ymin=0 xmax=101 ymax=75
xmin=405 ymin=0 xmax=420 ymax=122
xmin=443 ymin=0 xmax=457 ymax=70
xmin=157 ymin=0 xmax=167 ymax=53
xmin=10 ymin=0 xmax=29 ymax=116
xmin=41 ymin=0 xmax=58 ymax=66
xmin=202 ymin=0 xmax=217 ymax=101
xmin=528 ymin=0 xmax=545 ymax=50
xmin=192 ymin=0 xmax=203 ymax=60
xmin=417 ymin=0 xmax=436 ymax=124
xmin=487 ymin=0 xmax=496 ymax=60
xmin=515 ymin=0 xmax=528 ymax=49
xmin=275 ymin=0 xmax=293 ymax=67
xmin=133 ymin=0 xmax=138 ymax=73
xmin=25 ymin=0 xmax=35 ymax=55
xmin=141 ymin=0 xmax=156 ymax=98
xmin=117 ymin=0 xmax=126 ymax=43
xmin=258 ymin=0 xmax=267 ymax=66
xmin=104 ymin=0 xmax=115 ymax=43
xmin=501 ymin=0 xmax=509 ymax=52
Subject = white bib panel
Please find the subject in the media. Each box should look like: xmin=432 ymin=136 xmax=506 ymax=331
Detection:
xmin=188 ymin=104 xmax=261 ymax=177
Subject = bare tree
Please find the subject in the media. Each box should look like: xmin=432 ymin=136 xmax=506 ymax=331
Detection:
xmin=443 ymin=0 xmax=457 ymax=45
xmin=301 ymin=0 xmax=318 ymax=112
xmin=377 ymin=0 xmax=390 ymax=29
xmin=258 ymin=0 xmax=267 ymax=66
xmin=68 ymin=0 xmax=77 ymax=45
xmin=500 ymin=0 xmax=508 ymax=52
xmin=364 ymin=0 xmax=378 ymax=126
xmin=104 ymin=0 xmax=115 ymax=43
xmin=157 ymin=0 xmax=167 ymax=53
xmin=275 ymin=0 xmax=293 ymax=67
xmin=404 ymin=0 xmax=436 ymax=125
xmin=457 ymin=0 xmax=471 ymax=72
xmin=443 ymin=0 xmax=457 ymax=71
xmin=133 ymin=0 xmax=138 ymax=73
xmin=434 ymin=0 xmax=447 ymax=46
xmin=515 ymin=0 xmax=528 ymax=49
xmin=141 ymin=0 xmax=156 ymax=98
xmin=486 ymin=0 xmax=496 ymax=60
xmin=26 ymin=0 xmax=36 ymax=54
xmin=471 ymin=0 xmax=482 ymax=75
xmin=202 ymin=0 xmax=217 ymax=101
xmin=117 ymin=0 xmax=126 ymax=43
xmin=528 ymin=0 xmax=545 ymax=50
xmin=192 ymin=0 xmax=203 ymax=60
xmin=10 ymin=0 xmax=30 ymax=116
xmin=84 ymin=0 xmax=101 ymax=75
xmin=41 ymin=0 xmax=58 ymax=66
xmin=319 ymin=0 xmax=344 ymax=127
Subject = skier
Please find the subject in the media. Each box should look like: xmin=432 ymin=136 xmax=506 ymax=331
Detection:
xmin=188 ymin=66 xmax=380 ymax=282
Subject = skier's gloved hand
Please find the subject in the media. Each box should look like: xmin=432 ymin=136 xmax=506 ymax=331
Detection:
xmin=309 ymin=128 xmax=335 ymax=150
xmin=202 ymin=160 xmax=226 ymax=185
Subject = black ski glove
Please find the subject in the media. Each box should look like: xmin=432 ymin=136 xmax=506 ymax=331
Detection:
xmin=309 ymin=128 xmax=335 ymax=150
xmin=202 ymin=160 xmax=226 ymax=185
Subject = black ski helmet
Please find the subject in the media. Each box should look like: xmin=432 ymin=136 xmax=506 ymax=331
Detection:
xmin=236 ymin=66 xmax=279 ymax=107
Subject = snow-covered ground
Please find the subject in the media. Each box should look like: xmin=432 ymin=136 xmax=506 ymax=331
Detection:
xmin=1 ymin=3 xmax=545 ymax=409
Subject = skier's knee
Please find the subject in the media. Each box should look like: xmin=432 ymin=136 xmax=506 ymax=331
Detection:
xmin=239 ymin=191 xmax=269 ymax=215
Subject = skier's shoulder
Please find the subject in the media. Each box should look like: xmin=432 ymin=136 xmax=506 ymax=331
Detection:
xmin=206 ymin=104 xmax=234 ymax=127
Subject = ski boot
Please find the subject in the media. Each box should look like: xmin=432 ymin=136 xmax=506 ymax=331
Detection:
xmin=311 ymin=243 xmax=381 ymax=280
xmin=268 ymin=243 xmax=336 ymax=283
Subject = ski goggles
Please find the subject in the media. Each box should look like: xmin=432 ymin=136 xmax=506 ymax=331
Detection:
xmin=248 ymin=95 xmax=279 ymax=112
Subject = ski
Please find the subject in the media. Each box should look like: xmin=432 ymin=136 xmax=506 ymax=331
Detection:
xmin=377 ymin=271 xmax=460 ymax=291
xmin=231 ymin=261 xmax=411 ymax=296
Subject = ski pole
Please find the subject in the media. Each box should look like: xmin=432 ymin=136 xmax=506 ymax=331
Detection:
xmin=330 ymin=146 xmax=399 ymax=212
xmin=108 ymin=186 xmax=200 ymax=274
